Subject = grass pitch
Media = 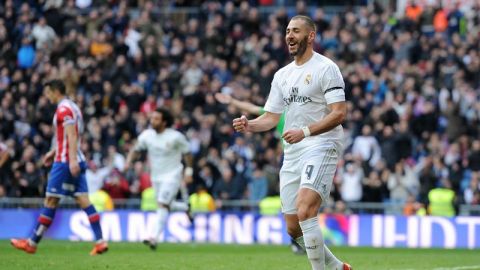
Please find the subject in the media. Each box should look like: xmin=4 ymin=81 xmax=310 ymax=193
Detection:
xmin=0 ymin=241 xmax=479 ymax=270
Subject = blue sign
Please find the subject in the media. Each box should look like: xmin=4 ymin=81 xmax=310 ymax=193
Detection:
xmin=1 ymin=210 xmax=479 ymax=249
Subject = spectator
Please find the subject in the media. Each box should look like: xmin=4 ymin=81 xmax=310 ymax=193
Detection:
xmin=102 ymin=169 xmax=130 ymax=199
xmin=31 ymin=17 xmax=56 ymax=51
xmin=19 ymin=161 xmax=41 ymax=197
xmin=351 ymin=125 xmax=381 ymax=172
xmin=17 ymin=37 xmax=35 ymax=69
xmin=362 ymin=171 xmax=385 ymax=203
xmin=189 ymin=184 xmax=216 ymax=213
xmin=0 ymin=1 xmax=479 ymax=215
xmin=339 ymin=161 xmax=363 ymax=202
xmin=248 ymin=163 xmax=268 ymax=203
xmin=86 ymin=160 xmax=112 ymax=195
xmin=428 ymin=179 xmax=456 ymax=217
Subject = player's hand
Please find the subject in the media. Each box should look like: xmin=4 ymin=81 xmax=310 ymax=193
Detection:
xmin=42 ymin=150 xmax=55 ymax=167
xmin=183 ymin=167 xmax=193 ymax=183
xmin=69 ymin=162 xmax=80 ymax=177
xmin=232 ymin=115 xmax=249 ymax=133
xmin=183 ymin=174 xmax=193 ymax=184
xmin=282 ymin=129 xmax=305 ymax=144
xmin=215 ymin=92 xmax=232 ymax=104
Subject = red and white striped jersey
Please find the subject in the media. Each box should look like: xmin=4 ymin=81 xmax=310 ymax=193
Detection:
xmin=53 ymin=98 xmax=86 ymax=163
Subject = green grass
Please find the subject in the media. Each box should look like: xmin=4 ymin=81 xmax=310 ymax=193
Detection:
xmin=1 ymin=241 xmax=479 ymax=270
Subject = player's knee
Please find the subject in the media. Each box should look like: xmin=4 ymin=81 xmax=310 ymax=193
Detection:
xmin=296 ymin=204 xmax=318 ymax=221
xmin=286 ymin=225 xmax=302 ymax=238
xmin=75 ymin=195 xmax=91 ymax=208
xmin=44 ymin=197 xmax=60 ymax=208
xmin=296 ymin=206 xmax=309 ymax=221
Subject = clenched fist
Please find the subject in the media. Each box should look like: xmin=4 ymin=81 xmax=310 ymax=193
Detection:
xmin=232 ymin=115 xmax=249 ymax=133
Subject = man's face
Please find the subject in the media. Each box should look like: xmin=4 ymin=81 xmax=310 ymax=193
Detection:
xmin=285 ymin=19 xmax=311 ymax=57
xmin=150 ymin=111 xmax=165 ymax=130
xmin=44 ymin=86 xmax=55 ymax=103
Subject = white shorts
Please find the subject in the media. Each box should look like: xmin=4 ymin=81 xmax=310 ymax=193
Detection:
xmin=152 ymin=169 xmax=182 ymax=205
xmin=280 ymin=141 xmax=340 ymax=214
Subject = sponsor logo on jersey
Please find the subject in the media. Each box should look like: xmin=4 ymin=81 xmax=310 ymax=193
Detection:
xmin=283 ymin=86 xmax=312 ymax=106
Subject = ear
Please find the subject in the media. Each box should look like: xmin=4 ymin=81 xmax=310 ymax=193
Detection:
xmin=308 ymin=31 xmax=315 ymax=43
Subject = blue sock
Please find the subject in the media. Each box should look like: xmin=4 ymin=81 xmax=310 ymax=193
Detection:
xmin=83 ymin=205 xmax=103 ymax=241
xmin=30 ymin=207 xmax=56 ymax=245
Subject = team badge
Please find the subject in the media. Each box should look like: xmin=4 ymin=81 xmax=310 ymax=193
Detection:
xmin=304 ymin=74 xmax=312 ymax=85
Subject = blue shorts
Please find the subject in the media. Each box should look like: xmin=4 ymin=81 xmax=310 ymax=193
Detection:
xmin=46 ymin=162 xmax=88 ymax=197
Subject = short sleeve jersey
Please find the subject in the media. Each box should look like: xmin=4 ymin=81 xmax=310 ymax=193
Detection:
xmin=264 ymin=52 xmax=345 ymax=158
xmin=135 ymin=128 xmax=190 ymax=182
xmin=53 ymin=99 xmax=85 ymax=162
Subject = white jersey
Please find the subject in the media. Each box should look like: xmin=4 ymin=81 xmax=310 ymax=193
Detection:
xmin=264 ymin=52 xmax=345 ymax=159
xmin=135 ymin=128 xmax=190 ymax=182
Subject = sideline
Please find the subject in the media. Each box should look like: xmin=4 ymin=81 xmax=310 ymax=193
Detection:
xmin=433 ymin=266 xmax=480 ymax=270
xmin=393 ymin=266 xmax=480 ymax=270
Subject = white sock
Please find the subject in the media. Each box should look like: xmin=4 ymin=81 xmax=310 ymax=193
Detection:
xmin=295 ymin=236 xmax=305 ymax=249
xmin=170 ymin=201 xmax=189 ymax=212
xmin=297 ymin=236 xmax=343 ymax=270
xmin=153 ymin=207 xmax=169 ymax=242
xmin=325 ymin=245 xmax=343 ymax=270
xmin=300 ymin=217 xmax=325 ymax=270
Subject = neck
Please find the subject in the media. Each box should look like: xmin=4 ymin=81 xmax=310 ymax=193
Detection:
xmin=294 ymin=49 xmax=314 ymax=66
xmin=54 ymin=94 xmax=66 ymax=104
xmin=155 ymin=127 xmax=166 ymax=133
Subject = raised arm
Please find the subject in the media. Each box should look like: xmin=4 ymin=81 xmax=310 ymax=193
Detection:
xmin=124 ymin=145 xmax=140 ymax=172
xmin=215 ymin=93 xmax=263 ymax=116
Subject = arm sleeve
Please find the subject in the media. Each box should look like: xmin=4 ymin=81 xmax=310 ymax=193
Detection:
xmin=57 ymin=106 xmax=75 ymax=126
xmin=176 ymin=132 xmax=190 ymax=154
xmin=321 ymin=64 xmax=346 ymax=104
xmin=134 ymin=131 xmax=148 ymax=151
xmin=264 ymin=73 xmax=284 ymax=114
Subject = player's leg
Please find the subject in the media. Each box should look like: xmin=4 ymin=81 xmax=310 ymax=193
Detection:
xmin=76 ymin=195 xmax=108 ymax=255
xmin=11 ymin=162 xmax=66 ymax=254
xmin=285 ymin=213 xmax=345 ymax=269
xmin=298 ymin=145 xmax=351 ymax=270
xmin=169 ymin=182 xmax=194 ymax=223
xmin=280 ymin=162 xmax=308 ymax=253
xmin=75 ymin=162 xmax=107 ymax=255
xmin=176 ymin=181 xmax=194 ymax=223
xmin=145 ymin=180 xmax=178 ymax=249
xmin=11 ymin=196 xmax=61 ymax=254
xmin=296 ymin=188 xmax=326 ymax=270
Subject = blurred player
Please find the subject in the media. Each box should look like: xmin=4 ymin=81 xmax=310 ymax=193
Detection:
xmin=125 ymin=107 xmax=194 ymax=250
xmin=11 ymin=80 xmax=108 ymax=255
xmin=233 ymin=16 xmax=351 ymax=270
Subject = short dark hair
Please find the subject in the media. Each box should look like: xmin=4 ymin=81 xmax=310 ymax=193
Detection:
xmin=155 ymin=107 xmax=174 ymax=127
xmin=44 ymin=80 xmax=66 ymax=94
xmin=291 ymin=15 xmax=316 ymax=32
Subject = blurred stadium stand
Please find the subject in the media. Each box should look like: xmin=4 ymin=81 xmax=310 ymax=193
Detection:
xmin=0 ymin=0 xmax=480 ymax=217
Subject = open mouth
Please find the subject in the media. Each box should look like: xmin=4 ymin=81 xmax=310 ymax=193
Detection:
xmin=288 ymin=41 xmax=297 ymax=50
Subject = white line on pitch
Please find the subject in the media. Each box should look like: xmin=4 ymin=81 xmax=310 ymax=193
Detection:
xmin=433 ymin=266 xmax=480 ymax=270
xmin=390 ymin=266 xmax=480 ymax=270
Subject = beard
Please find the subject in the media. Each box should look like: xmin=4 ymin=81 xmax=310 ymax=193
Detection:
xmin=289 ymin=35 xmax=308 ymax=57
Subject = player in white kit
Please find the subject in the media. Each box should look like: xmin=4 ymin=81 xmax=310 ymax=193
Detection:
xmin=125 ymin=108 xmax=194 ymax=250
xmin=233 ymin=16 xmax=352 ymax=270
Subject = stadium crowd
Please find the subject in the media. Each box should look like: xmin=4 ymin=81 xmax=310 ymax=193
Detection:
xmin=0 ymin=0 xmax=479 ymax=214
